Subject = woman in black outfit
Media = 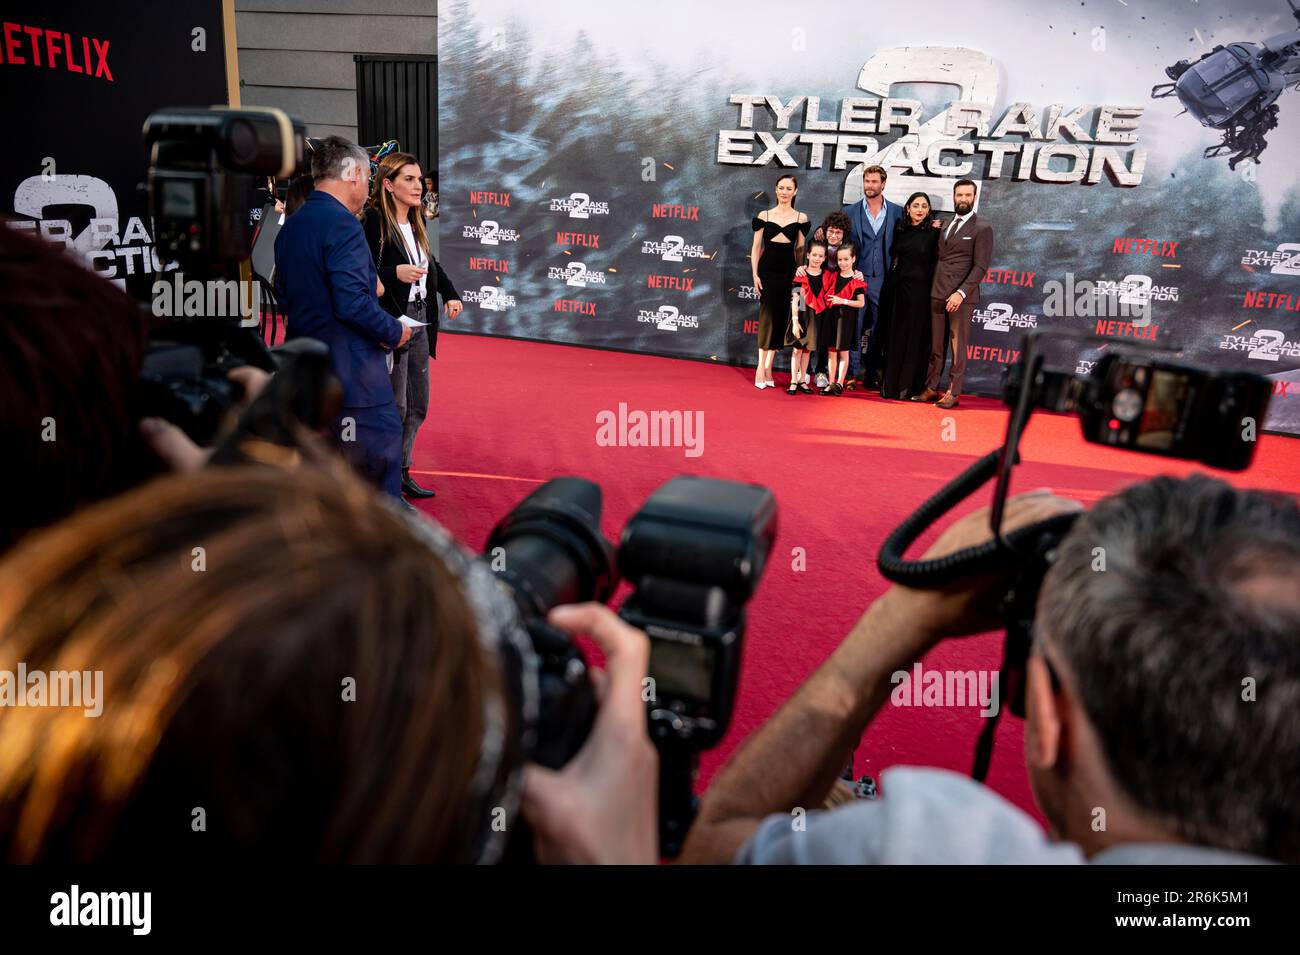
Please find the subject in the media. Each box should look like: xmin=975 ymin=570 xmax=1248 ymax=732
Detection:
xmin=879 ymin=191 xmax=940 ymax=401
xmin=363 ymin=151 xmax=462 ymax=501
xmin=749 ymin=174 xmax=809 ymax=389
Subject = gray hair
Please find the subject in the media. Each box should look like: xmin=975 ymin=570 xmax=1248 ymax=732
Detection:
xmin=1040 ymin=474 xmax=1300 ymax=861
xmin=310 ymin=136 xmax=370 ymax=183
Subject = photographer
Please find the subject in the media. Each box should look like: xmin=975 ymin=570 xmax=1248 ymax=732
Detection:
xmin=680 ymin=477 xmax=1300 ymax=864
xmin=0 ymin=464 xmax=657 ymax=864
xmin=274 ymin=136 xmax=411 ymax=498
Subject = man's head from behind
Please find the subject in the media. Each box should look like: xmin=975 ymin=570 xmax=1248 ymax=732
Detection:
xmin=1029 ymin=474 xmax=1300 ymax=861
xmin=310 ymin=136 xmax=371 ymax=214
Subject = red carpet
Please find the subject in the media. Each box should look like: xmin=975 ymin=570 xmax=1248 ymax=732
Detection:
xmin=408 ymin=332 xmax=1300 ymax=820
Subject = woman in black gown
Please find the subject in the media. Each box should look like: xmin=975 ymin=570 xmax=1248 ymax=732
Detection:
xmin=879 ymin=192 xmax=940 ymax=401
xmin=750 ymin=174 xmax=809 ymax=388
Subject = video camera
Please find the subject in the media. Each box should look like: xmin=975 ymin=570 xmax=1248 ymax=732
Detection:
xmin=144 ymin=106 xmax=306 ymax=267
xmin=482 ymin=474 xmax=777 ymax=859
xmin=878 ymin=331 xmax=1273 ymax=779
xmin=136 ymin=107 xmax=327 ymax=453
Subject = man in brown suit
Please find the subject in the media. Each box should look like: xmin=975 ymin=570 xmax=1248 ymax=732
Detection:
xmin=912 ymin=179 xmax=993 ymax=409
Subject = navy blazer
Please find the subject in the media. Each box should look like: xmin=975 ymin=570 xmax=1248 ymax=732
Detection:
xmin=843 ymin=197 xmax=903 ymax=278
xmin=274 ymin=191 xmax=404 ymax=409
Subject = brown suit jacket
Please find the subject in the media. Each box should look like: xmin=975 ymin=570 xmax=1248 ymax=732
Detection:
xmin=931 ymin=213 xmax=993 ymax=305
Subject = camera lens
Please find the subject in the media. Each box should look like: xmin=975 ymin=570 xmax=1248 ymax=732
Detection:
xmin=484 ymin=477 xmax=617 ymax=619
xmin=227 ymin=118 xmax=259 ymax=167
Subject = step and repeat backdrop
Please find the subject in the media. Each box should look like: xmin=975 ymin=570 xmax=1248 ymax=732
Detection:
xmin=438 ymin=0 xmax=1300 ymax=434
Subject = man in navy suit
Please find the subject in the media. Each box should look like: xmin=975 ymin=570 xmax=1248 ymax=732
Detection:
xmin=843 ymin=165 xmax=902 ymax=389
xmin=275 ymin=136 xmax=411 ymax=497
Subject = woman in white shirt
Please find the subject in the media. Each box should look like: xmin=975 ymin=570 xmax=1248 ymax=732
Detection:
xmin=363 ymin=152 xmax=463 ymax=503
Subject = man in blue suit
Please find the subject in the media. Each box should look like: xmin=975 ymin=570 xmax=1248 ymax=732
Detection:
xmin=843 ymin=165 xmax=902 ymax=389
xmin=275 ymin=136 xmax=411 ymax=497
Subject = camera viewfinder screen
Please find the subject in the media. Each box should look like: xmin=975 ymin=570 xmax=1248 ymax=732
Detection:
xmin=162 ymin=179 xmax=199 ymax=218
xmin=648 ymin=640 xmax=715 ymax=704
xmin=1136 ymin=369 xmax=1189 ymax=451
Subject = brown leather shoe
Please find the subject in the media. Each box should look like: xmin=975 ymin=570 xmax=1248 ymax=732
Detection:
xmin=936 ymin=392 xmax=960 ymax=409
xmin=910 ymin=388 xmax=941 ymax=403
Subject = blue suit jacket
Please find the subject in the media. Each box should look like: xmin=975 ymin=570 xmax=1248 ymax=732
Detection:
xmin=843 ymin=197 xmax=903 ymax=282
xmin=274 ymin=191 xmax=404 ymax=409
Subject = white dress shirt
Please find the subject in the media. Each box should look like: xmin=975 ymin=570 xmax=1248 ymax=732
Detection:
xmin=945 ymin=212 xmax=971 ymax=241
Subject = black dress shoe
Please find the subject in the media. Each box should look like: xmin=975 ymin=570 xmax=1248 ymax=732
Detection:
xmin=402 ymin=469 xmax=436 ymax=498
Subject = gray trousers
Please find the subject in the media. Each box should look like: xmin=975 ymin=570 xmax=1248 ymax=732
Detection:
xmin=388 ymin=302 xmax=429 ymax=470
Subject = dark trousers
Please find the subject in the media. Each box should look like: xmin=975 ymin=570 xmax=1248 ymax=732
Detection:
xmin=389 ymin=306 xmax=430 ymax=470
xmin=925 ymin=296 xmax=973 ymax=396
xmin=334 ymin=403 xmax=403 ymax=498
xmin=850 ymin=281 xmax=883 ymax=379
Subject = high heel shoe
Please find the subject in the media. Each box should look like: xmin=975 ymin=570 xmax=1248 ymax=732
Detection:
xmin=798 ymin=381 xmax=813 ymax=394
xmin=832 ymin=382 xmax=844 ymax=396
xmin=787 ymin=381 xmax=799 ymax=395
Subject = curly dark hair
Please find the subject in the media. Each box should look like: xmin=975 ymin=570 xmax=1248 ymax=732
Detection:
xmin=817 ymin=211 xmax=852 ymax=241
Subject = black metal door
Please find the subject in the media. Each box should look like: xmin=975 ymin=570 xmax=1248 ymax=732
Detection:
xmin=355 ymin=54 xmax=438 ymax=178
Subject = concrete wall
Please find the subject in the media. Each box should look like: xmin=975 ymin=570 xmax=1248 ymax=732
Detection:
xmin=234 ymin=0 xmax=436 ymax=141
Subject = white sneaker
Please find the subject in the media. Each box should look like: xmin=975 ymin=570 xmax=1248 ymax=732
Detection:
xmin=815 ymin=373 xmax=829 ymax=389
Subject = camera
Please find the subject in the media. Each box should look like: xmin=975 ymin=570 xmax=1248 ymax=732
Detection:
xmin=879 ymin=330 xmax=1272 ymax=779
xmin=482 ymin=474 xmax=776 ymax=857
xmin=1004 ymin=346 xmax=1272 ymax=471
xmin=144 ymin=107 xmax=307 ymax=267
xmin=136 ymin=107 xmax=321 ymax=454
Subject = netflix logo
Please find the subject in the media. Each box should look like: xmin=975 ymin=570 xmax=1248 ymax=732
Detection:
xmin=652 ymin=203 xmax=700 ymax=220
xmin=468 ymin=191 xmax=510 ymax=206
xmin=647 ymin=274 xmax=694 ymax=291
xmin=1242 ymin=290 xmax=1300 ymax=312
xmin=554 ymin=299 xmax=596 ymax=315
xmin=1112 ymin=237 xmax=1179 ymax=258
xmin=555 ymin=231 xmax=600 ymax=249
xmin=982 ymin=268 xmax=1036 ymax=288
xmin=967 ymin=345 xmax=1020 ymax=365
xmin=1095 ymin=319 xmax=1160 ymax=340
xmin=1 ymin=22 xmax=113 ymax=80
xmin=468 ymin=257 xmax=509 ymax=273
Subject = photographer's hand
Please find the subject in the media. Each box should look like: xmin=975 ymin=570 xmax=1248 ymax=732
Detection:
xmin=139 ymin=366 xmax=271 ymax=472
xmin=893 ymin=490 xmax=1085 ymax=639
xmin=520 ymin=603 xmax=658 ymax=865
xmin=679 ymin=490 xmax=1081 ymax=865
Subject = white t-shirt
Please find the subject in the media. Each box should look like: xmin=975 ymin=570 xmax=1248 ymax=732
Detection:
xmin=397 ymin=221 xmax=428 ymax=302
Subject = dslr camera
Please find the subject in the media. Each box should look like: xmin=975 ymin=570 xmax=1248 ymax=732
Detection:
xmin=483 ymin=474 xmax=777 ymax=858
xmin=878 ymin=330 xmax=1273 ymax=779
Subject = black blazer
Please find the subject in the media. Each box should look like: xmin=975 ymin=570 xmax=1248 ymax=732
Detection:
xmin=362 ymin=206 xmax=460 ymax=317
